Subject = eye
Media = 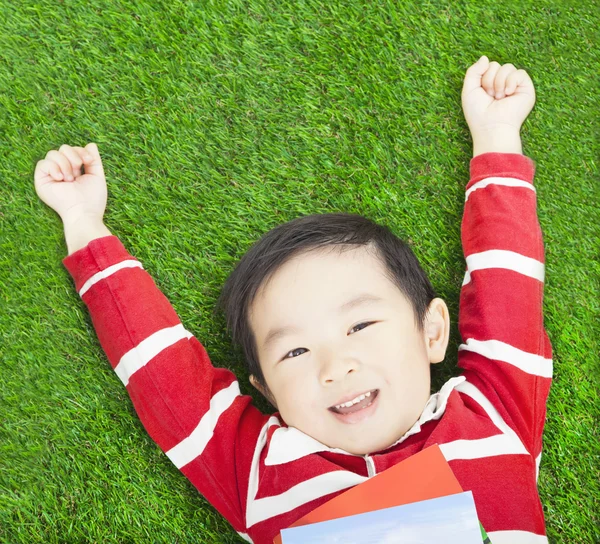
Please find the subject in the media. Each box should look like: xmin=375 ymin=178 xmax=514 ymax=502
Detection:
xmin=349 ymin=321 xmax=374 ymax=334
xmin=281 ymin=322 xmax=375 ymax=361
xmin=283 ymin=348 xmax=307 ymax=360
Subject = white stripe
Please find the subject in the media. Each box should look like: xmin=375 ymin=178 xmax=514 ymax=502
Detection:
xmin=535 ymin=451 xmax=542 ymax=481
xmin=114 ymin=324 xmax=193 ymax=386
xmin=236 ymin=532 xmax=253 ymax=543
xmin=440 ymin=432 xmax=527 ymax=461
xmin=462 ymin=270 xmax=471 ymax=286
xmin=166 ymin=380 xmax=241 ymax=468
xmin=440 ymin=380 xmax=528 ymax=461
xmin=244 ymin=416 xmax=281 ymax=527
xmin=246 ymin=470 xmax=366 ymax=528
xmin=465 ymin=176 xmax=535 ymax=202
xmin=79 ymin=259 xmax=143 ymax=297
xmin=462 ymin=250 xmax=544 ymax=286
xmin=459 ymin=338 xmax=553 ymax=378
xmin=488 ymin=530 xmax=548 ymax=544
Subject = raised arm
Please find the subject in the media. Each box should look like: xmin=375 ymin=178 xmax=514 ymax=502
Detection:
xmin=34 ymin=145 xmax=272 ymax=538
xmin=457 ymin=58 xmax=552 ymax=461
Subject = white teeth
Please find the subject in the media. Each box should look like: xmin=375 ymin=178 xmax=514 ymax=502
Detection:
xmin=335 ymin=390 xmax=372 ymax=409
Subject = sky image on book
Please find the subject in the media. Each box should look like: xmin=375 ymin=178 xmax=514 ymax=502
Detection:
xmin=280 ymin=491 xmax=483 ymax=544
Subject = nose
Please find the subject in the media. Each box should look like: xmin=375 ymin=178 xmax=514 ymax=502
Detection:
xmin=318 ymin=348 xmax=360 ymax=385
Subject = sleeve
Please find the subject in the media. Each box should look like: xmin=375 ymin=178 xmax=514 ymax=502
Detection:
xmin=62 ymin=235 xmax=271 ymax=534
xmin=457 ymin=152 xmax=553 ymax=459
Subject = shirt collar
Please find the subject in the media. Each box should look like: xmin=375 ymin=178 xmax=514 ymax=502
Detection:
xmin=264 ymin=376 xmax=466 ymax=466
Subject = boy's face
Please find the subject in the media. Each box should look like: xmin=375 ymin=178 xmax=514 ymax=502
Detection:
xmin=248 ymin=245 xmax=449 ymax=456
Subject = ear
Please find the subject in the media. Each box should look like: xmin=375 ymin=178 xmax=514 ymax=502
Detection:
xmin=250 ymin=375 xmax=278 ymax=409
xmin=423 ymin=298 xmax=450 ymax=364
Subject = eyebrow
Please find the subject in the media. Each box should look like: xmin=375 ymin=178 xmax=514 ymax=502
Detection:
xmin=261 ymin=293 xmax=385 ymax=351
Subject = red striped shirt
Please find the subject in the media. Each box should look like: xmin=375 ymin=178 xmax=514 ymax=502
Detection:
xmin=63 ymin=152 xmax=552 ymax=544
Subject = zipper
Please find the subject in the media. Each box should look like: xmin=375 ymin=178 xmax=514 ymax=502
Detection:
xmin=365 ymin=454 xmax=377 ymax=478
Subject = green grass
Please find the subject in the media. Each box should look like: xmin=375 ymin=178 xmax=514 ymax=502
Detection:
xmin=1 ymin=0 xmax=598 ymax=542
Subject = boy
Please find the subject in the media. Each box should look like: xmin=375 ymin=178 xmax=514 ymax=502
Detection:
xmin=34 ymin=56 xmax=552 ymax=543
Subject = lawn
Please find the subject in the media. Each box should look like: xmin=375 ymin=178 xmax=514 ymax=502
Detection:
xmin=1 ymin=0 xmax=598 ymax=542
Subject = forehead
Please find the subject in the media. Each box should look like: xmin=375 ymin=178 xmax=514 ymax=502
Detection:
xmin=248 ymin=245 xmax=400 ymax=334
xmin=256 ymin=244 xmax=389 ymax=299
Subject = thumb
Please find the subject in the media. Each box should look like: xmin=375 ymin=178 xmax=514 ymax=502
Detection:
xmin=462 ymin=55 xmax=490 ymax=96
xmin=85 ymin=142 xmax=99 ymax=157
xmin=83 ymin=142 xmax=105 ymax=178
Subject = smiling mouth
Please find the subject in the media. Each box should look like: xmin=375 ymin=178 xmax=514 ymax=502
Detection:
xmin=328 ymin=389 xmax=379 ymax=414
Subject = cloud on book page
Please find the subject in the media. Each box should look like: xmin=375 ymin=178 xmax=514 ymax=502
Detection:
xmin=280 ymin=492 xmax=482 ymax=544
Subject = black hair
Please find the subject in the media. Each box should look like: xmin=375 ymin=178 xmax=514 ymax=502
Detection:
xmin=215 ymin=213 xmax=437 ymax=390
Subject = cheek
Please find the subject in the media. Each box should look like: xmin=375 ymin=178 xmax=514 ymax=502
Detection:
xmin=375 ymin=331 xmax=426 ymax=380
xmin=273 ymin=369 xmax=319 ymax=413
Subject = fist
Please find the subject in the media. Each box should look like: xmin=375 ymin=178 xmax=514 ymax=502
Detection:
xmin=462 ymin=56 xmax=536 ymax=137
xmin=34 ymin=143 xmax=107 ymax=224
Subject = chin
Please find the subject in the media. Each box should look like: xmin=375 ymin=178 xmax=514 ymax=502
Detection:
xmin=342 ymin=436 xmax=395 ymax=456
xmin=344 ymin=445 xmax=372 ymax=455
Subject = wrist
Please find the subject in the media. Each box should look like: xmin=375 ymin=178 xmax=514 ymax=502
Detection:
xmin=471 ymin=125 xmax=522 ymax=157
xmin=63 ymin=215 xmax=112 ymax=255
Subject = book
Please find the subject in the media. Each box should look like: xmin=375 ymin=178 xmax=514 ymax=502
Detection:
xmin=274 ymin=444 xmax=490 ymax=544
xmin=280 ymin=490 xmax=485 ymax=543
